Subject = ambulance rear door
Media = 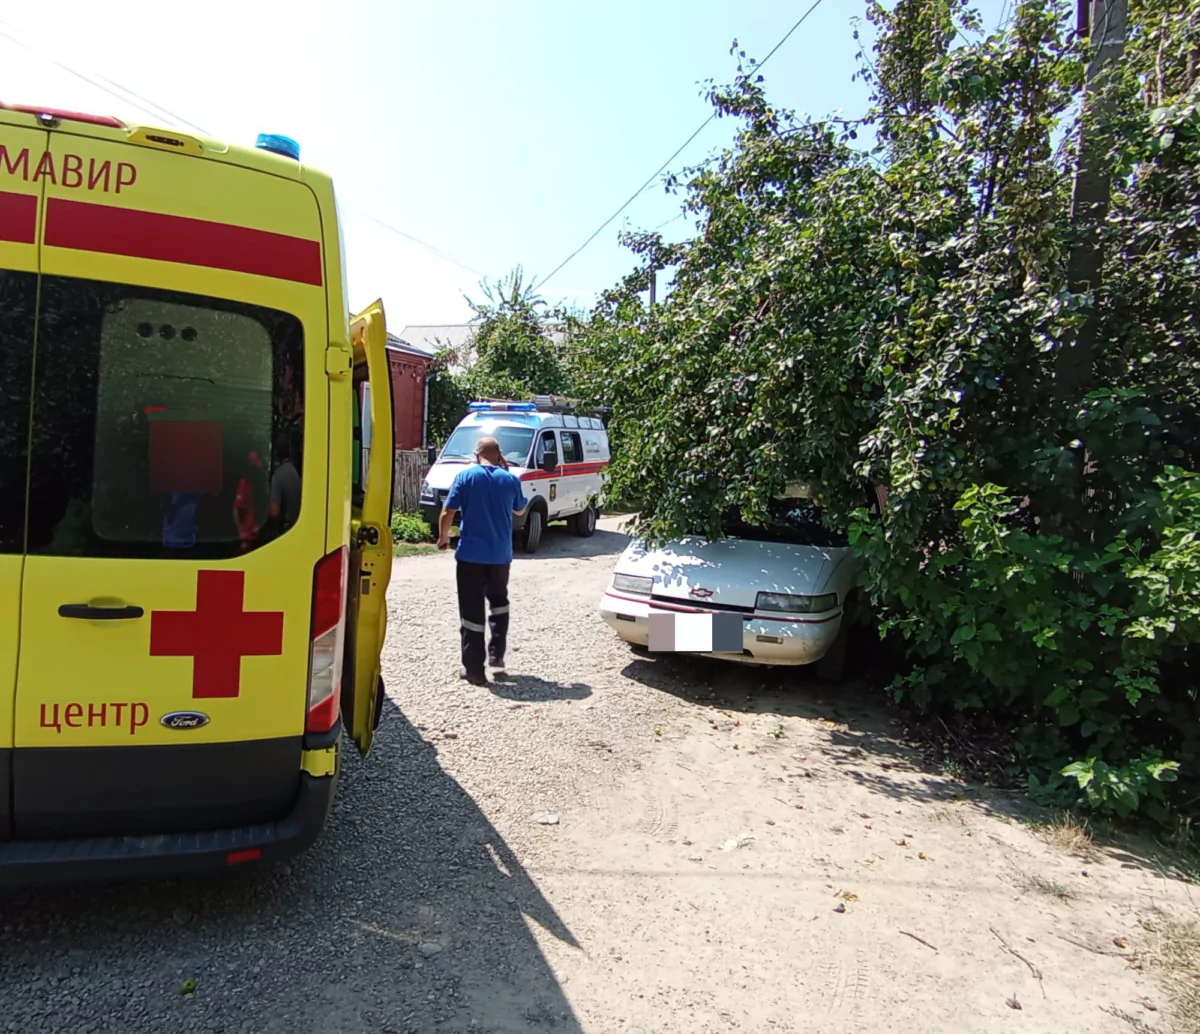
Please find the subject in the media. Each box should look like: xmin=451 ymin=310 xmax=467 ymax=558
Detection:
xmin=343 ymin=300 xmax=393 ymax=756
xmin=12 ymin=129 xmax=330 ymax=838
xmin=0 ymin=119 xmax=47 ymax=839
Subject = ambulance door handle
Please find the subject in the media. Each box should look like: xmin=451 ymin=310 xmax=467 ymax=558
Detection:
xmin=58 ymin=604 xmax=145 ymax=621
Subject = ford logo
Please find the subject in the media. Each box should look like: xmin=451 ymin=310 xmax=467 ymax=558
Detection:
xmin=161 ymin=711 xmax=210 ymax=730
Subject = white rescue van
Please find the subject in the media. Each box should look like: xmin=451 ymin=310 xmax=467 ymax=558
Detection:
xmin=420 ymin=399 xmax=610 ymax=553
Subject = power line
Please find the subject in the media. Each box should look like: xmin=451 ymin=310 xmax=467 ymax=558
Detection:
xmin=346 ymin=210 xmax=488 ymax=278
xmin=534 ymin=0 xmax=829 ymax=290
xmin=0 ymin=21 xmax=210 ymax=135
xmin=0 ymin=28 xmax=492 ymax=283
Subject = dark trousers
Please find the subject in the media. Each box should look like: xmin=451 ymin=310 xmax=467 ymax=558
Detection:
xmin=456 ymin=560 xmax=510 ymax=674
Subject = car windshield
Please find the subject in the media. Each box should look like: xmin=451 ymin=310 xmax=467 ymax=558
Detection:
xmin=719 ymin=499 xmax=848 ymax=548
xmin=440 ymin=424 xmax=534 ymax=465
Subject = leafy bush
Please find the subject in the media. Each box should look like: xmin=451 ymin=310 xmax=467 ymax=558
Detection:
xmin=569 ymin=1 xmax=1200 ymax=823
xmin=391 ymin=511 xmax=433 ymax=545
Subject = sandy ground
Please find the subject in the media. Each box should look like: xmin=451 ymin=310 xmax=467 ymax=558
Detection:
xmin=0 ymin=516 xmax=1194 ymax=1034
xmin=383 ymin=516 xmax=1199 ymax=1034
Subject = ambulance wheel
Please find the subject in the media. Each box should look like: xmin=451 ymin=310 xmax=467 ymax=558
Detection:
xmin=522 ymin=507 xmax=545 ymax=553
xmin=572 ymin=504 xmax=597 ymax=537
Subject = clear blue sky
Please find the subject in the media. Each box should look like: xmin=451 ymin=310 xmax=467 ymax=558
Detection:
xmin=2 ymin=0 xmax=1008 ymax=326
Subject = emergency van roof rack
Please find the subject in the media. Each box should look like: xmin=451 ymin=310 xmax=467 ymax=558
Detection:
xmin=468 ymin=396 xmax=611 ymax=418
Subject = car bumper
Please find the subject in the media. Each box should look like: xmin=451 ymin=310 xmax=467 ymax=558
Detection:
xmin=599 ymin=590 xmax=842 ymax=666
xmin=421 ymin=500 xmax=527 ymax=533
xmin=419 ymin=500 xmax=441 ymax=527
xmin=0 ymin=769 xmax=337 ymax=886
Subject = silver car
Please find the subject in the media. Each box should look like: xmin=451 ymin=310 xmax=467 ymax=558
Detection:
xmin=599 ymin=497 xmax=861 ymax=680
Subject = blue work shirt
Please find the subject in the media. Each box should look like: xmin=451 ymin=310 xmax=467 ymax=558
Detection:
xmin=445 ymin=463 xmax=527 ymax=565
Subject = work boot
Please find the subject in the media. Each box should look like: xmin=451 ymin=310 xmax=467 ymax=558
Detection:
xmin=488 ymin=655 xmax=506 ymax=675
xmin=459 ymin=666 xmax=487 ymax=687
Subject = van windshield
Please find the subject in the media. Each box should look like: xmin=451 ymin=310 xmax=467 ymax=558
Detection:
xmin=720 ymin=499 xmax=848 ymax=548
xmin=441 ymin=425 xmax=534 ymax=466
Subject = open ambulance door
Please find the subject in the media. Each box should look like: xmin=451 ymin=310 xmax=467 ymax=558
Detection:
xmin=345 ymin=300 xmax=394 ymax=755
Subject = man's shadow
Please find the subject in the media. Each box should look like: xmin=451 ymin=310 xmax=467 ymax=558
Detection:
xmin=487 ymin=672 xmax=593 ymax=703
xmin=0 ymin=697 xmax=584 ymax=1034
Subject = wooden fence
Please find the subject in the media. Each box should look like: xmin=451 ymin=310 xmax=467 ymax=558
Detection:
xmin=393 ymin=449 xmax=430 ymax=513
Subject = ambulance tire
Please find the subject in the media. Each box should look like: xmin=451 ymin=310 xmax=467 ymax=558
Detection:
xmin=522 ymin=506 xmax=545 ymax=553
xmin=572 ymin=504 xmax=597 ymax=537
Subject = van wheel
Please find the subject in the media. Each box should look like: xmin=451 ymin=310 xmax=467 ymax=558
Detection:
xmin=812 ymin=621 xmax=848 ymax=684
xmin=522 ymin=507 xmax=544 ymax=553
xmin=572 ymin=504 xmax=597 ymax=537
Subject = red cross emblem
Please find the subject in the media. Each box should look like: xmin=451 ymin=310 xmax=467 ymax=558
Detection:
xmin=150 ymin=570 xmax=285 ymax=699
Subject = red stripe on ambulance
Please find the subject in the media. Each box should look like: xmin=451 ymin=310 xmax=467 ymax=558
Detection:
xmin=520 ymin=461 xmax=608 ymax=482
xmin=0 ymin=190 xmax=36 ymax=243
xmin=44 ymin=197 xmax=324 ymax=286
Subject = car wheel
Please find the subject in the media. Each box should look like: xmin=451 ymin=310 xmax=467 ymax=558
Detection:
xmin=572 ymin=504 xmax=597 ymax=537
xmin=812 ymin=620 xmax=848 ymax=683
xmin=522 ymin=507 xmax=544 ymax=553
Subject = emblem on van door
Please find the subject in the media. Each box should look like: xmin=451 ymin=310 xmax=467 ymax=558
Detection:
xmin=689 ymin=586 xmax=714 ymax=599
xmin=161 ymin=711 xmax=210 ymax=730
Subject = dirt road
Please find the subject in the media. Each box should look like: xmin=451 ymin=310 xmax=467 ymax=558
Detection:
xmin=382 ymin=518 xmax=1197 ymax=1034
xmin=0 ymin=516 xmax=1195 ymax=1033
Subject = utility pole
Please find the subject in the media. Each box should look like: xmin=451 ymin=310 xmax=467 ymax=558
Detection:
xmin=1055 ymin=0 xmax=1128 ymax=401
xmin=648 ymin=269 xmax=657 ymax=308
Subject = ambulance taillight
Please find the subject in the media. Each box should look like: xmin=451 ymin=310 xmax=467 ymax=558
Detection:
xmin=307 ymin=548 xmax=348 ymax=734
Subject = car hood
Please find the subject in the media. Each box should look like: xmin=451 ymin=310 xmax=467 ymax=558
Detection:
xmin=424 ymin=461 xmax=529 ymax=492
xmin=614 ymin=536 xmax=857 ymax=610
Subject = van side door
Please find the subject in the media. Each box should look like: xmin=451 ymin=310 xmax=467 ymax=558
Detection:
xmin=558 ymin=429 xmax=584 ymax=513
xmin=343 ymin=301 xmax=393 ymax=756
xmin=0 ymin=118 xmax=47 ymax=839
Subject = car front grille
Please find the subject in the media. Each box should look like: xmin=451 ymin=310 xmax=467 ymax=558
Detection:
xmin=649 ymin=594 xmax=754 ymax=615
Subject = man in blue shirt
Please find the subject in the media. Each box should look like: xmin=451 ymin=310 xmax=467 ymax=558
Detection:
xmin=437 ymin=436 xmax=529 ymax=685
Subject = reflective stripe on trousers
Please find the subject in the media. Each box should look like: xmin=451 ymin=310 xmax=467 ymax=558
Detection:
xmin=455 ymin=560 xmax=511 ymax=674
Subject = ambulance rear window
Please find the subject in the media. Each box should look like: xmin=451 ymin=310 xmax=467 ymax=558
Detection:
xmin=25 ymin=277 xmax=305 ymax=560
xmin=0 ymin=271 xmax=36 ymax=555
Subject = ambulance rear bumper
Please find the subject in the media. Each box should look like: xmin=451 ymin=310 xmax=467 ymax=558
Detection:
xmin=0 ymin=770 xmax=336 ymax=886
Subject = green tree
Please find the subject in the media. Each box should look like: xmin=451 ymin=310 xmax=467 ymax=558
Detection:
xmin=423 ymin=267 xmax=577 ymax=445
xmin=467 ymin=266 xmax=571 ymax=399
xmin=582 ymin=1 xmax=1200 ymax=823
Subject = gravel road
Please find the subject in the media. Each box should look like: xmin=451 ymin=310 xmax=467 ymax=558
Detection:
xmin=0 ymin=516 xmax=1195 ymax=1033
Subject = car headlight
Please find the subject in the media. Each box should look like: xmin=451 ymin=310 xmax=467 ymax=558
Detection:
xmin=420 ymin=480 xmax=432 ymax=497
xmin=612 ymin=572 xmax=653 ymax=594
xmin=755 ymin=591 xmax=838 ymax=614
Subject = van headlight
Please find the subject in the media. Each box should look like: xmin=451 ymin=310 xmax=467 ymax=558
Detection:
xmin=612 ymin=572 xmax=653 ymax=594
xmin=755 ymin=591 xmax=838 ymax=614
xmin=420 ymin=479 xmax=432 ymax=498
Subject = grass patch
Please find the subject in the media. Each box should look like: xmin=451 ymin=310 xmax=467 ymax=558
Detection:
xmin=1015 ymin=870 xmax=1076 ymax=901
xmin=393 ymin=542 xmax=439 ymax=559
xmin=392 ymin=511 xmax=433 ymax=544
xmin=1100 ymin=920 xmax=1200 ymax=1032
xmin=1030 ymin=811 xmax=1095 ymax=857
xmin=1157 ymin=920 xmax=1200 ymax=1030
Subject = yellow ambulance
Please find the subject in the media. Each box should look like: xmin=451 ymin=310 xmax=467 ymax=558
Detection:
xmin=0 ymin=103 xmax=394 ymax=882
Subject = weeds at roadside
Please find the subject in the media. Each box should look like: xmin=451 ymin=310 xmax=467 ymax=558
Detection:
xmin=1156 ymin=920 xmax=1200 ymax=1031
xmin=1030 ymin=811 xmax=1096 ymax=858
xmin=1102 ymin=1006 xmax=1158 ymax=1034
xmin=392 ymin=511 xmax=433 ymax=545
xmin=394 ymin=543 xmax=439 ymax=559
xmin=1015 ymin=871 xmax=1076 ymax=902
